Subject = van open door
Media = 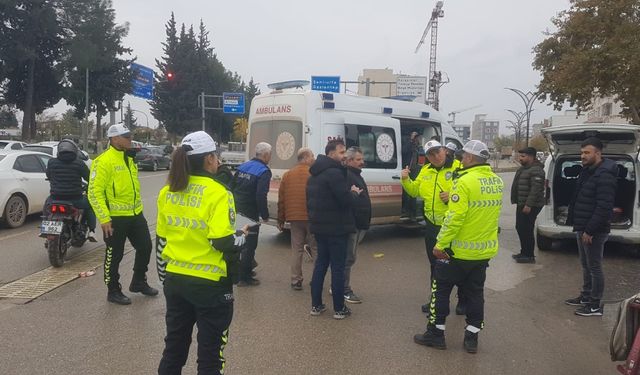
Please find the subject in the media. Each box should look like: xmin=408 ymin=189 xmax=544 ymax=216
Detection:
xmin=541 ymin=124 xmax=640 ymax=160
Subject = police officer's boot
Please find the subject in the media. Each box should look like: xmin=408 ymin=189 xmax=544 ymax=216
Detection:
xmin=129 ymin=275 xmax=159 ymax=296
xmin=413 ymin=324 xmax=446 ymax=350
xmin=107 ymin=284 xmax=131 ymax=305
xmin=463 ymin=329 xmax=479 ymax=354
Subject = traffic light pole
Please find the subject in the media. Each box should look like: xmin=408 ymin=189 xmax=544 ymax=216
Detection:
xmin=198 ymin=92 xmax=224 ymax=132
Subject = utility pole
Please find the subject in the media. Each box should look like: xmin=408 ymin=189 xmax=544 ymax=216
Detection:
xmin=82 ymin=68 xmax=89 ymax=151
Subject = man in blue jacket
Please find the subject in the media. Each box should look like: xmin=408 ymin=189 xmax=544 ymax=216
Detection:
xmin=566 ymin=137 xmax=617 ymax=317
xmin=233 ymin=142 xmax=272 ymax=286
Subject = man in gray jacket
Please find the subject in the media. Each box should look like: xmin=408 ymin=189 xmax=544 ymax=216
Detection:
xmin=510 ymin=147 xmax=545 ymax=263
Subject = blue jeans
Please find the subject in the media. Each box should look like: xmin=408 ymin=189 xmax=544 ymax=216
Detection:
xmin=311 ymin=234 xmax=348 ymax=312
xmin=576 ymin=231 xmax=608 ymax=302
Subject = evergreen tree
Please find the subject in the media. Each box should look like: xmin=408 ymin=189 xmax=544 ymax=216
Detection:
xmin=0 ymin=106 xmax=19 ymax=129
xmin=60 ymin=0 xmax=133 ymax=142
xmin=123 ymin=103 xmax=138 ymax=130
xmin=0 ymin=0 xmax=64 ymax=141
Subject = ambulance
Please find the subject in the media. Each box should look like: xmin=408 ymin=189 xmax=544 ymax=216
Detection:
xmin=246 ymin=81 xmax=463 ymax=226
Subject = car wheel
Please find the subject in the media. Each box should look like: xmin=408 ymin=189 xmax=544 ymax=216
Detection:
xmin=536 ymin=232 xmax=553 ymax=251
xmin=3 ymin=194 xmax=27 ymax=228
xmin=152 ymin=161 xmax=158 ymax=172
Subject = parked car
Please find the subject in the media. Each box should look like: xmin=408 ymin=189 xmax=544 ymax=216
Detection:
xmin=0 ymin=150 xmax=52 ymax=228
xmin=23 ymin=141 xmax=91 ymax=167
xmin=536 ymin=123 xmax=640 ymax=250
xmin=134 ymin=146 xmax=171 ymax=171
xmin=0 ymin=141 xmax=28 ymax=151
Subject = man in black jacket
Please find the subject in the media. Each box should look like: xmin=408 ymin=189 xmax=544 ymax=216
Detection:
xmin=232 ymin=142 xmax=272 ymax=286
xmin=343 ymin=147 xmax=371 ymax=304
xmin=307 ymin=139 xmax=361 ymax=319
xmin=566 ymin=137 xmax=617 ymax=317
xmin=46 ymin=139 xmax=96 ymax=235
xmin=510 ymin=147 xmax=545 ymax=263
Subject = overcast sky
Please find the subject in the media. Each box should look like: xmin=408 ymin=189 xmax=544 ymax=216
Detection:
xmin=54 ymin=0 xmax=572 ymax=132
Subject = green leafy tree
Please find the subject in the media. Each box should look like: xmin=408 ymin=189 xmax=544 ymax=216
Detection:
xmin=123 ymin=103 xmax=138 ymax=130
xmin=0 ymin=106 xmax=19 ymax=128
xmin=533 ymin=0 xmax=640 ymax=124
xmin=0 ymin=0 xmax=64 ymax=141
xmin=60 ymin=0 xmax=133 ymax=142
xmin=152 ymin=16 xmax=243 ymax=139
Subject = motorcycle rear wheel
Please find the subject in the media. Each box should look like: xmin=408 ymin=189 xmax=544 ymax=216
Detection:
xmin=47 ymin=236 xmax=67 ymax=267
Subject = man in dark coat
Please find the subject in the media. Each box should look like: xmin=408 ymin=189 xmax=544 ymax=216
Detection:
xmin=510 ymin=147 xmax=545 ymax=263
xmin=565 ymin=137 xmax=617 ymax=317
xmin=343 ymin=146 xmax=371 ymax=304
xmin=307 ymin=139 xmax=360 ymax=319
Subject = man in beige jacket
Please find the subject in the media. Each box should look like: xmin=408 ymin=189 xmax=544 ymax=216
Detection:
xmin=278 ymin=148 xmax=317 ymax=290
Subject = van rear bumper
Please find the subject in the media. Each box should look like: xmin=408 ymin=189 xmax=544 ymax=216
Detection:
xmin=537 ymin=224 xmax=640 ymax=244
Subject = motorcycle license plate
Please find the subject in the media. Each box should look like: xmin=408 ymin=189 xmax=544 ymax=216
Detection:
xmin=41 ymin=220 xmax=63 ymax=235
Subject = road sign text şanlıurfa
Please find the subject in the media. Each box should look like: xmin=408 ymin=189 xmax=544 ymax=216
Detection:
xmin=223 ymin=92 xmax=245 ymax=114
xmin=311 ymin=76 xmax=340 ymax=93
xmin=130 ymin=63 xmax=154 ymax=100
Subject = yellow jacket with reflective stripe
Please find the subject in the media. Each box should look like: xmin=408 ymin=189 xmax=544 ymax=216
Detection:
xmin=88 ymin=146 xmax=143 ymax=224
xmin=436 ymin=164 xmax=504 ymax=260
xmin=156 ymin=175 xmax=236 ymax=282
xmin=401 ymin=158 xmax=460 ymax=225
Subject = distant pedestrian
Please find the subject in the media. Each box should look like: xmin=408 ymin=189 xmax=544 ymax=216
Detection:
xmin=277 ymin=148 xmax=317 ymax=290
xmin=444 ymin=142 xmax=458 ymax=160
xmin=156 ymin=131 xmax=247 ymax=374
xmin=511 ymin=147 xmax=545 ymax=263
xmin=88 ymin=123 xmax=158 ymax=305
xmin=401 ymin=131 xmax=421 ymax=220
xmin=232 ymin=142 xmax=272 ymax=286
xmin=413 ymin=140 xmax=503 ymax=354
xmin=307 ymin=139 xmax=361 ymax=320
xmin=565 ymin=137 xmax=617 ymax=317
xmin=343 ymin=147 xmax=371 ymax=304
xmin=401 ymin=140 xmax=464 ymax=315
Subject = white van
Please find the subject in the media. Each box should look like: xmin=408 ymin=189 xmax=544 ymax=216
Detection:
xmin=246 ymin=83 xmax=462 ymax=226
xmin=536 ymin=123 xmax=640 ymax=250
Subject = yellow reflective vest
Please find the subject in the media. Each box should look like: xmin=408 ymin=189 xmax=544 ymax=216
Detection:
xmin=436 ymin=164 xmax=504 ymax=261
xmin=156 ymin=175 xmax=236 ymax=282
xmin=88 ymin=146 xmax=143 ymax=224
xmin=401 ymin=158 xmax=461 ymax=225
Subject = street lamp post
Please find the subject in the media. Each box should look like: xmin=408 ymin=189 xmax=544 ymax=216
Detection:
xmin=506 ymin=109 xmax=527 ymax=148
xmin=129 ymin=108 xmax=150 ymax=128
xmin=505 ymin=88 xmax=541 ymax=146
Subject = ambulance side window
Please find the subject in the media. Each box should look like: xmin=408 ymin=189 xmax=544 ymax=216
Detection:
xmin=344 ymin=124 xmax=398 ymax=169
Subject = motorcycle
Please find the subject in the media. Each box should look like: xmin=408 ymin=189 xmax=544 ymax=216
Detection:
xmin=40 ymin=200 xmax=93 ymax=267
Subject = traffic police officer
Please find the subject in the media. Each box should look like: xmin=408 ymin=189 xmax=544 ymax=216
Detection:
xmin=88 ymin=123 xmax=158 ymax=305
xmin=401 ymin=140 xmax=464 ymax=314
xmin=156 ymin=131 xmax=247 ymax=374
xmin=413 ymin=140 xmax=503 ymax=354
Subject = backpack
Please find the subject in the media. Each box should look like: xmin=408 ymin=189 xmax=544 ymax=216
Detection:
xmin=610 ymin=293 xmax=640 ymax=361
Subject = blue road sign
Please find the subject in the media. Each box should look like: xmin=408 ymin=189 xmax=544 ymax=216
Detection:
xmin=311 ymin=76 xmax=340 ymax=93
xmin=131 ymin=63 xmax=154 ymax=100
xmin=223 ymin=92 xmax=245 ymax=114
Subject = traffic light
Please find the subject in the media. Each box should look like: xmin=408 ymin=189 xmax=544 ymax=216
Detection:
xmin=166 ymin=71 xmax=174 ymax=81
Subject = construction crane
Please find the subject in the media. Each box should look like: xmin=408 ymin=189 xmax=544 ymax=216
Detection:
xmin=415 ymin=1 xmax=445 ymax=110
xmin=448 ymin=104 xmax=482 ymax=126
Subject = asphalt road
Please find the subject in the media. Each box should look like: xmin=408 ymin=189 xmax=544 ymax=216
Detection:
xmin=0 ymin=171 xmax=638 ymax=374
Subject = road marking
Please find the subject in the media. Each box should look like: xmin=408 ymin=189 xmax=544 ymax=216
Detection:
xmin=0 ymin=228 xmax=34 ymax=241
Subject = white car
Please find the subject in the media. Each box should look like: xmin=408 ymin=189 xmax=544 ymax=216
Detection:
xmin=23 ymin=142 xmax=91 ymax=167
xmin=0 ymin=150 xmax=52 ymax=228
xmin=0 ymin=140 xmax=28 ymax=151
xmin=536 ymin=123 xmax=640 ymax=250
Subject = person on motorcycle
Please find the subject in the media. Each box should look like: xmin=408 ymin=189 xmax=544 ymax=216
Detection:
xmin=45 ymin=139 xmax=96 ymax=238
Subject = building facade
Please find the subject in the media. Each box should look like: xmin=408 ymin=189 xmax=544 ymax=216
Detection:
xmin=471 ymin=114 xmax=500 ymax=149
xmin=586 ymin=96 xmax=628 ymax=123
xmin=452 ymin=124 xmax=471 ymax=142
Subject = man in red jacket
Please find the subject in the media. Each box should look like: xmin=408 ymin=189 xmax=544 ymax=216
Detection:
xmin=278 ymin=148 xmax=317 ymax=290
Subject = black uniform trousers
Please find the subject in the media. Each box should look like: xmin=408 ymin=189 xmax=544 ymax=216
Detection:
xmin=158 ymin=273 xmax=234 ymax=375
xmin=515 ymin=205 xmax=542 ymax=257
xmin=239 ymin=224 xmax=260 ymax=281
xmin=424 ymin=220 xmax=464 ymax=303
xmin=429 ymin=258 xmax=489 ymax=329
xmin=103 ymin=213 xmax=152 ymax=289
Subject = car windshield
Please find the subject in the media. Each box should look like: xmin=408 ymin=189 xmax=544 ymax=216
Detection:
xmin=23 ymin=145 xmax=53 ymax=155
xmin=0 ymin=142 xmax=8 ymax=148
xmin=138 ymin=148 xmax=151 ymax=155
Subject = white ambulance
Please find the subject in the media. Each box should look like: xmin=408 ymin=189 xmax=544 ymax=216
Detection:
xmin=246 ymin=81 xmax=462 ymax=226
